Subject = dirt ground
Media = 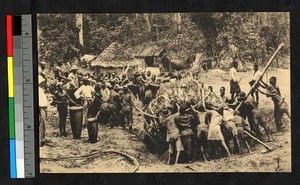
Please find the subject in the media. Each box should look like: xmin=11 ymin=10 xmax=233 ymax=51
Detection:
xmin=40 ymin=67 xmax=291 ymax=173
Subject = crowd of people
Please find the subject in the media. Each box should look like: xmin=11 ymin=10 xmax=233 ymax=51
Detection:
xmin=38 ymin=60 xmax=173 ymax=146
xmin=159 ymin=60 xmax=290 ymax=164
xmin=38 ymin=60 xmax=290 ymax=166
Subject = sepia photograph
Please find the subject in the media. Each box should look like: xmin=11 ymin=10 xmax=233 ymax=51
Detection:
xmin=38 ymin=13 xmax=291 ymax=173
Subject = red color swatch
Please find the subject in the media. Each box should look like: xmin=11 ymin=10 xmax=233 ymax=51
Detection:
xmin=6 ymin=15 xmax=13 ymax=57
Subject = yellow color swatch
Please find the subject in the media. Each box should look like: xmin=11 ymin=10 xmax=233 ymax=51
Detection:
xmin=7 ymin=57 xmax=14 ymax=98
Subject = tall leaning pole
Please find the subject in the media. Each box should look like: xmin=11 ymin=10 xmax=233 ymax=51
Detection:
xmin=234 ymin=43 xmax=285 ymax=112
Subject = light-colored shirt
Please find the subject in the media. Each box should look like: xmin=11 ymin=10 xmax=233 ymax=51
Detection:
xmin=229 ymin=67 xmax=237 ymax=82
xmin=252 ymin=70 xmax=262 ymax=81
xmin=39 ymin=87 xmax=48 ymax=107
xmin=68 ymin=72 xmax=78 ymax=87
xmin=100 ymin=88 xmax=110 ymax=102
xmin=74 ymin=85 xmax=94 ymax=99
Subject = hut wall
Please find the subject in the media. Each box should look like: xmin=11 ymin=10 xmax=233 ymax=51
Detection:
xmin=136 ymin=58 xmax=145 ymax=70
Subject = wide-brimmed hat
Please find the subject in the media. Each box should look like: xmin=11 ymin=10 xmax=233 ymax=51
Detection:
xmin=40 ymin=61 xmax=47 ymax=65
xmin=237 ymin=91 xmax=247 ymax=101
xmin=82 ymin=77 xmax=90 ymax=81
xmin=70 ymin=66 xmax=78 ymax=71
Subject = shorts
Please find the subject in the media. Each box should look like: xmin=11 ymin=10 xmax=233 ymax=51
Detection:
xmin=208 ymin=124 xmax=224 ymax=141
xmin=166 ymin=129 xmax=180 ymax=142
xmin=168 ymin=137 xmax=184 ymax=154
xmin=230 ymin=80 xmax=241 ymax=94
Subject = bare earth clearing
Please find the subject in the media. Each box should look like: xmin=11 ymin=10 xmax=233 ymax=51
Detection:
xmin=40 ymin=68 xmax=291 ymax=173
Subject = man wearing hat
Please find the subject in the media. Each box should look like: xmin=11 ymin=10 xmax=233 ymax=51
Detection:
xmin=159 ymin=104 xmax=183 ymax=165
xmin=74 ymin=77 xmax=94 ymax=99
xmin=236 ymin=91 xmax=273 ymax=141
xmin=68 ymin=65 xmax=79 ymax=88
xmin=39 ymin=75 xmax=48 ymax=146
xmin=257 ymin=76 xmax=290 ymax=133
xmin=74 ymin=77 xmax=95 ymax=126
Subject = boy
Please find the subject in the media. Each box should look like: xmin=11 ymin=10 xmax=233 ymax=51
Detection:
xmin=159 ymin=104 xmax=183 ymax=164
xmin=220 ymin=86 xmax=229 ymax=104
xmin=258 ymin=76 xmax=290 ymax=133
xmin=229 ymin=61 xmax=241 ymax=101
xmin=249 ymin=64 xmax=262 ymax=104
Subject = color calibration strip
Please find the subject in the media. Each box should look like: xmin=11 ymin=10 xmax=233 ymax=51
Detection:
xmin=6 ymin=14 xmax=35 ymax=178
xmin=7 ymin=14 xmax=17 ymax=179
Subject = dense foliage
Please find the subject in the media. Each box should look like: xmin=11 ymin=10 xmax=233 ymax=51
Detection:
xmin=38 ymin=13 xmax=290 ymax=68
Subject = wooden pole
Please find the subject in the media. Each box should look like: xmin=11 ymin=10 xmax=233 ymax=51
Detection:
xmin=234 ymin=43 xmax=284 ymax=112
xmin=243 ymin=130 xmax=273 ymax=151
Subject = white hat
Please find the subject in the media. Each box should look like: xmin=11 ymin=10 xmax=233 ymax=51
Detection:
xmin=70 ymin=65 xmax=78 ymax=71
xmin=38 ymin=75 xmax=45 ymax=84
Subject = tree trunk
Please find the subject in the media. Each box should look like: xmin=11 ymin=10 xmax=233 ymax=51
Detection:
xmin=144 ymin=13 xmax=152 ymax=32
xmin=76 ymin=14 xmax=84 ymax=50
xmin=174 ymin=13 xmax=182 ymax=33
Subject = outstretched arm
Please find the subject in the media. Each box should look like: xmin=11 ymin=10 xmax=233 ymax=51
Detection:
xmin=257 ymin=88 xmax=275 ymax=97
xmin=259 ymin=80 xmax=268 ymax=88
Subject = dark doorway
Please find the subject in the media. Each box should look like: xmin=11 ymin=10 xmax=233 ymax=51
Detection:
xmin=145 ymin=56 xmax=154 ymax=67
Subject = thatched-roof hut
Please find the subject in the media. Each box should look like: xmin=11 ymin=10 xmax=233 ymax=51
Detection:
xmin=127 ymin=43 xmax=165 ymax=69
xmin=91 ymin=42 xmax=140 ymax=75
xmin=162 ymin=51 xmax=187 ymax=72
